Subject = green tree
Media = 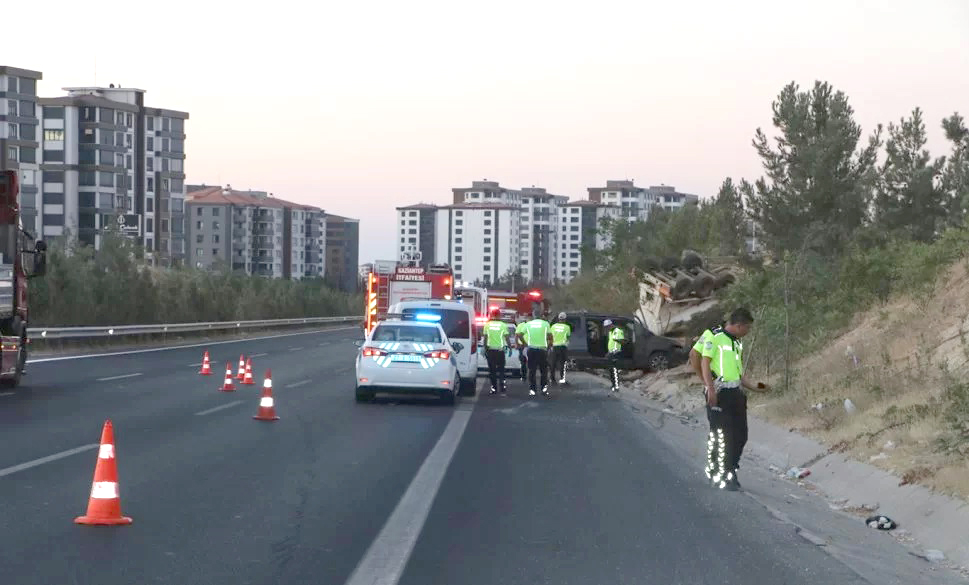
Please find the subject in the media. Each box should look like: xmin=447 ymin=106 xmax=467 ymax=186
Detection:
xmin=941 ymin=113 xmax=969 ymax=226
xmin=874 ymin=108 xmax=947 ymax=242
xmin=711 ymin=177 xmax=747 ymax=256
xmin=747 ymin=81 xmax=881 ymax=257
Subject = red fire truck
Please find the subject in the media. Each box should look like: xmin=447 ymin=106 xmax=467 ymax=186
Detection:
xmin=485 ymin=289 xmax=547 ymax=318
xmin=363 ymin=260 xmax=454 ymax=334
xmin=0 ymin=170 xmax=48 ymax=387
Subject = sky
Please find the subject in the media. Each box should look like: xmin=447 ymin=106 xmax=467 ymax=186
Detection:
xmin=7 ymin=0 xmax=969 ymax=263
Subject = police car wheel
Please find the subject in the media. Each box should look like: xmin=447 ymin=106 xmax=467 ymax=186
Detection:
xmin=355 ymin=387 xmax=375 ymax=402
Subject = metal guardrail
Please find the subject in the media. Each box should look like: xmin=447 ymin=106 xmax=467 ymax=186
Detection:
xmin=27 ymin=316 xmax=364 ymax=340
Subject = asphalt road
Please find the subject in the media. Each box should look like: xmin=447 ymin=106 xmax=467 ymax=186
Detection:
xmin=0 ymin=329 xmax=961 ymax=585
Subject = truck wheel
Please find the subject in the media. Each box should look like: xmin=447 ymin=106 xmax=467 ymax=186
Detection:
xmin=647 ymin=351 xmax=671 ymax=372
xmin=681 ymin=250 xmax=704 ymax=270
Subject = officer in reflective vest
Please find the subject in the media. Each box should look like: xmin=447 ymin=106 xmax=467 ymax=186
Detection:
xmin=517 ymin=306 xmax=554 ymax=398
xmin=550 ymin=312 xmax=572 ymax=385
xmin=605 ymin=319 xmax=626 ymax=392
xmin=700 ymin=308 xmax=769 ymax=491
xmin=483 ymin=309 xmax=511 ymax=395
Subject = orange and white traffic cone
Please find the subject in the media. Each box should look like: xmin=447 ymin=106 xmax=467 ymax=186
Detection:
xmin=199 ymin=351 xmax=212 ymax=376
xmin=253 ymin=370 xmax=280 ymax=421
xmin=75 ymin=420 xmax=132 ymax=525
xmin=236 ymin=355 xmax=246 ymax=380
xmin=220 ymin=362 xmax=236 ymax=392
xmin=242 ymin=358 xmax=254 ymax=385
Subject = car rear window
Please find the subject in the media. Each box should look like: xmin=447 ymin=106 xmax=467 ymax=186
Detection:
xmin=400 ymin=308 xmax=471 ymax=339
xmin=372 ymin=325 xmax=442 ymax=343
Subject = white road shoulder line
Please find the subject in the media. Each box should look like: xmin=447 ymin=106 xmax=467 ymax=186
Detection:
xmin=286 ymin=379 xmax=312 ymax=388
xmin=187 ymin=362 xmax=202 ymax=367
xmin=344 ymin=395 xmax=475 ymax=585
xmin=28 ymin=326 xmax=358 ymax=364
xmin=0 ymin=444 xmax=99 ymax=478
xmin=250 ymin=352 xmax=269 ymax=358
xmin=97 ymin=373 xmax=143 ymax=382
xmin=195 ymin=400 xmax=244 ymax=416
xmin=288 ymin=347 xmax=303 ymax=352
xmin=0 ymin=391 xmax=14 ymax=397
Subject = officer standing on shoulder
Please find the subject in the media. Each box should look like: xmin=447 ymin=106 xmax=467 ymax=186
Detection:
xmin=689 ymin=320 xmax=724 ymax=475
xmin=700 ymin=308 xmax=770 ymax=491
xmin=517 ymin=306 xmax=554 ymax=398
xmin=550 ymin=312 xmax=572 ymax=385
xmin=604 ymin=319 xmax=627 ymax=393
xmin=483 ymin=308 xmax=510 ymax=396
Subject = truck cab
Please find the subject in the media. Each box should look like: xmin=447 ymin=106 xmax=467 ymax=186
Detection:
xmin=0 ymin=170 xmax=48 ymax=387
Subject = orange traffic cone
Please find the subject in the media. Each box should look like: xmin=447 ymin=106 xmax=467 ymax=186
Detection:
xmin=236 ymin=355 xmax=246 ymax=380
xmin=199 ymin=350 xmax=212 ymax=376
xmin=220 ymin=362 xmax=236 ymax=392
xmin=253 ymin=370 xmax=280 ymax=421
xmin=75 ymin=420 xmax=132 ymax=525
xmin=242 ymin=358 xmax=254 ymax=385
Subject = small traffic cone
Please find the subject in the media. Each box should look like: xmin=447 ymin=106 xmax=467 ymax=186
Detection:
xmin=75 ymin=420 xmax=132 ymax=525
xmin=236 ymin=355 xmax=246 ymax=380
xmin=199 ymin=351 xmax=212 ymax=376
xmin=253 ymin=370 xmax=280 ymax=421
xmin=242 ymin=358 xmax=254 ymax=385
xmin=220 ymin=362 xmax=236 ymax=392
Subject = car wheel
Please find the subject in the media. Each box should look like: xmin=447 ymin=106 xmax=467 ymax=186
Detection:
xmin=458 ymin=377 xmax=476 ymax=396
xmin=647 ymin=351 xmax=671 ymax=372
xmin=355 ymin=386 xmax=375 ymax=402
xmin=441 ymin=387 xmax=457 ymax=406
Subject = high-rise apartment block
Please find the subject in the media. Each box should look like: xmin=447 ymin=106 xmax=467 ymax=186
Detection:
xmin=0 ymin=67 xmax=43 ymax=233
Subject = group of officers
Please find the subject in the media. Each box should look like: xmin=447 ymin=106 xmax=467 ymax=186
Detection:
xmin=480 ymin=305 xmax=627 ymax=398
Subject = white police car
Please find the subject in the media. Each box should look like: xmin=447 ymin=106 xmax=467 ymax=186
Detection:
xmin=354 ymin=315 xmax=464 ymax=405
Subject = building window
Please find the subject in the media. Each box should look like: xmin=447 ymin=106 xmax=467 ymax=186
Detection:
xmin=6 ymin=100 xmax=16 ymax=116
xmin=196 ymin=234 xmax=204 ymax=243
xmin=44 ymin=129 xmax=64 ymax=141
xmin=212 ymin=221 xmax=219 ymax=230
xmin=43 ymin=106 xmax=65 ymax=119
xmin=212 ymin=207 xmax=220 ymax=217
xmin=196 ymin=249 xmax=203 ymax=257
xmin=147 ymin=157 xmax=154 ymax=171
xmin=161 ymin=219 xmax=169 ymax=232
xmin=8 ymin=123 xmax=17 ymax=139
xmin=146 ymin=218 xmax=153 ymax=233
xmin=147 ymin=117 xmax=154 ymax=131
xmin=146 ymin=197 xmax=153 ymax=212
xmin=99 ymin=172 xmax=113 ymax=187
xmin=126 ymin=134 xmax=132 ymax=148
xmin=162 ymin=138 xmax=169 ymax=152
xmin=20 ymin=148 xmax=35 ymax=163
xmin=163 ymin=117 xmax=170 ymax=132
xmin=212 ymin=248 xmax=219 ymax=256
xmin=196 ymin=221 xmax=203 ymax=229
xmin=213 ymin=234 xmax=220 ymax=243
xmin=147 ymin=177 xmax=154 ymax=192
xmin=147 ymin=137 xmax=154 ymax=151
xmin=196 ymin=207 xmax=203 ymax=216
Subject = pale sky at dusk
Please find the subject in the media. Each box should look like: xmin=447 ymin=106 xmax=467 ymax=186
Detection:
xmin=8 ymin=0 xmax=968 ymax=263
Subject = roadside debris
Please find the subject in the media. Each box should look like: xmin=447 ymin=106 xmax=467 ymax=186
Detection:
xmin=786 ymin=467 xmax=811 ymax=479
xmin=844 ymin=398 xmax=857 ymax=414
xmin=866 ymin=515 xmax=898 ymax=530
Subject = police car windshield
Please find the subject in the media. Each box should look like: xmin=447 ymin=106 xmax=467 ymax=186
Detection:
xmin=400 ymin=308 xmax=471 ymax=339
xmin=372 ymin=324 xmax=442 ymax=343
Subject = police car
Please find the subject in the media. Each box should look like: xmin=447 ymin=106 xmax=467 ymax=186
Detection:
xmin=354 ymin=314 xmax=464 ymax=405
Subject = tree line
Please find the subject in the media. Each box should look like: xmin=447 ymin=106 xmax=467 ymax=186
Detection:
xmin=29 ymin=234 xmax=361 ymax=327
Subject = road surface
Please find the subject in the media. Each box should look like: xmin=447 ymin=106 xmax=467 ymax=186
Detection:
xmin=0 ymin=328 xmax=960 ymax=584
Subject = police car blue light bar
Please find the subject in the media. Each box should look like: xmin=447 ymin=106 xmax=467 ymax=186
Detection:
xmin=414 ymin=313 xmax=442 ymax=322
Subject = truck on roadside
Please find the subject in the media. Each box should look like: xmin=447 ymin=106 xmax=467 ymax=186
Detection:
xmin=0 ymin=170 xmax=48 ymax=387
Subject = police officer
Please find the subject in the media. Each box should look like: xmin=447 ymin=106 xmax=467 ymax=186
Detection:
xmin=550 ymin=312 xmax=572 ymax=385
xmin=689 ymin=320 xmax=724 ymax=481
xmin=517 ymin=306 xmax=553 ymax=398
xmin=483 ymin=308 xmax=511 ymax=396
xmin=604 ymin=319 xmax=626 ymax=392
xmin=700 ymin=308 xmax=770 ymax=491
xmin=514 ymin=317 xmax=528 ymax=381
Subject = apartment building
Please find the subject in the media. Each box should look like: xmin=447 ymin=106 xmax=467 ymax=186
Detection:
xmin=519 ymin=187 xmax=568 ymax=283
xmin=0 ymin=66 xmax=42 ymax=234
xmin=648 ymin=185 xmax=700 ymax=210
xmin=37 ymin=85 xmax=188 ymax=264
xmin=325 ymin=215 xmax=360 ymax=292
xmin=587 ymin=180 xmax=654 ymax=221
xmin=555 ymin=200 xmax=620 ymax=282
xmin=395 ymin=203 xmax=438 ymax=265
xmin=186 ymin=185 xmax=324 ymax=280
xmin=434 ymin=203 xmax=520 ymax=285
xmin=451 ymin=180 xmax=522 ymax=206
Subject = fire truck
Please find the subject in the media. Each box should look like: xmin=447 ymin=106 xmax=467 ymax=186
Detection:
xmin=363 ymin=252 xmax=454 ymax=334
xmin=453 ymin=285 xmax=489 ymax=326
xmin=0 ymin=170 xmax=48 ymax=387
xmin=484 ymin=289 xmax=548 ymax=319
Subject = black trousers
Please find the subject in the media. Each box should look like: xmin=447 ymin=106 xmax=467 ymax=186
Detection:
xmin=608 ymin=351 xmax=622 ymax=389
xmin=485 ymin=349 xmax=506 ymax=391
xmin=518 ymin=348 xmax=528 ymax=380
xmin=710 ymin=387 xmax=748 ymax=473
xmin=550 ymin=346 xmax=568 ymax=382
xmin=526 ymin=347 xmax=549 ymax=391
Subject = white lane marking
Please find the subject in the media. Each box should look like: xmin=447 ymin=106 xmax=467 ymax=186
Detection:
xmin=0 ymin=444 xmax=99 ymax=478
xmin=286 ymin=379 xmax=312 ymax=388
xmin=288 ymin=347 xmax=303 ymax=352
xmin=28 ymin=327 xmax=358 ymax=364
xmin=194 ymin=400 xmax=244 ymax=416
xmin=344 ymin=392 xmax=476 ymax=585
xmin=0 ymin=391 xmax=14 ymax=397
xmin=97 ymin=373 xmax=143 ymax=382
xmin=187 ymin=362 xmax=202 ymax=367
xmin=250 ymin=352 xmax=268 ymax=358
